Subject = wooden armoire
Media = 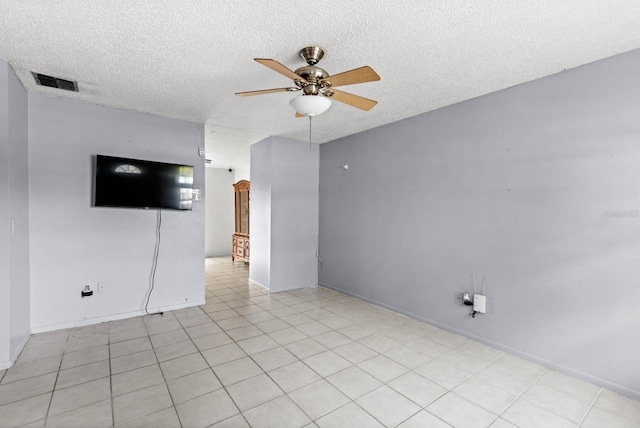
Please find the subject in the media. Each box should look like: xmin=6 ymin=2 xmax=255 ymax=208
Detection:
xmin=231 ymin=180 xmax=250 ymax=262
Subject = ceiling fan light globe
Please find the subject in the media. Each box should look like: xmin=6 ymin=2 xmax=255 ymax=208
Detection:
xmin=290 ymin=95 xmax=331 ymax=117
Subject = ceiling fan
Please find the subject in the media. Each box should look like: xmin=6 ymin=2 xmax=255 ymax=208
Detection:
xmin=235 ymin=46 xmax=380 ymax=116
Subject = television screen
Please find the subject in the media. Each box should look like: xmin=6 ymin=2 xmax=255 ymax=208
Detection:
xmin=94 ymin=155 xmax=194 ymax=210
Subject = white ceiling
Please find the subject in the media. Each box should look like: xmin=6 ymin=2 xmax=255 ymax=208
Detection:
xmin=1 ymin=1 xmax=639 ymax=170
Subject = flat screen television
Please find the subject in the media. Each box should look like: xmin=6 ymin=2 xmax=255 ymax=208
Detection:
xmin=94 ymin=155 xmax=194 ymax=210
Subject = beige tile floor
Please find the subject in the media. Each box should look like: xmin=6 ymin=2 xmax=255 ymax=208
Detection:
xmin=0 ymin=257 xmax=639 ymax=427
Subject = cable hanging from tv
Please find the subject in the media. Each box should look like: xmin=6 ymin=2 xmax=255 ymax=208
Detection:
xmin=144 ymin=209 xmax=164 ymax=316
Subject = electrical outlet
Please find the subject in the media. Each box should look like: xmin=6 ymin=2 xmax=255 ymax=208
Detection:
xmin=462 ymin=292 xmax=473 ymax=306
xmin=198 ymin=148 xmax=205 ymax=157
xmin=81 ymin=285 xmax=93 ymax=298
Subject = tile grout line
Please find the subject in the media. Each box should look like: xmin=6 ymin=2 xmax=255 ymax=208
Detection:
xmin=346 ymin=383 xmax=420 ymax=427
xmin=578 ymin=388 xmax=603 ymax=427
xmin=111 ymin=316 xmax=183 ymax=426
xmin=514 ymin=368 xmax=604 ymax=427
xmin=497 ymin=367 xmax=549 ymax=426
xmin=108 ymin=328 xmax=115 ymax=428
xmin=343 ymin=347 xmax=460 ymax=427
xmin=145 ymin=318 xmax=184 ymax=428
xmin=389 ymin=339 xmax=507 ymax=426
xmin=178 ymin=290 xmax=252 ymax=427
xmin=42 ymin=330 xmax=70 ymax=425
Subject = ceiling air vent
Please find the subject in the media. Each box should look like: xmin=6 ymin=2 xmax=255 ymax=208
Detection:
xmin=32 ymin=72 xmax=78 ymax=92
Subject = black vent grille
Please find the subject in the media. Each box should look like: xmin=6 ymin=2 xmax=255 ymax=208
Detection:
xmin=32 ymin=72 xmax=78 ymax=92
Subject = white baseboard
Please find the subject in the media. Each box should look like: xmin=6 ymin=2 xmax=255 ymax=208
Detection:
xmin=319 ymin=281 xmax=640 ymax=401
xmin=248 ymin=279 xmax=269 ymax=291
xmin=0 ymin=331 xmax=32 ymax=370
xmin=10 ymin=331 xmax=31 ymax=362
xmin=30 ymin=300 xmax=207 ymax=334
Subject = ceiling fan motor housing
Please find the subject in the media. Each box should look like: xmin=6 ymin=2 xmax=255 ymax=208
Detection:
xmin=294 ymin=65 xmax=330 ymax=95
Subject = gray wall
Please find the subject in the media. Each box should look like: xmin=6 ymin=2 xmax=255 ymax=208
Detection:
xmin=0 ymin=60 xmax=30 ymax=368
xmin=270 ymin=137 xmax=319 ymax=291
xmin=249 ymin=138 xmax=272 ymax=288
xmin=0 ymin=59 xmax=10 ymax=365
xmin=29 ymin=93 xmax=205 ymax=331
xmin=250 ymin=136 xmax=319 ymax=292
xmin=319 ymin=50 xmax=640 ymax=398
xmin=7 ymin=61 xmax=29 ymax=359
xmin=205 ymin=167 xmax=235 ymax=257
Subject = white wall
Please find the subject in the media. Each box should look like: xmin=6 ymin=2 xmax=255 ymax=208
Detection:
xmin=250 ymin=136 xmax=319 ymax=292
xmin=0 ymin=60 xmax=30 ymax=369
xmin=234 ymin=166 xmax=250 ymax=182
xmin=205 ymin=167 xmax=235 ymax=257
xmin=28 ymin=93 xmax=206 ymax=332
xmin=319 ymin=49 xmax=640 ymax=398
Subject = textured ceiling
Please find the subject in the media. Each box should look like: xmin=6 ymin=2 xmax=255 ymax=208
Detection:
xmin=1 ymin=1 xmax=639 ymax=169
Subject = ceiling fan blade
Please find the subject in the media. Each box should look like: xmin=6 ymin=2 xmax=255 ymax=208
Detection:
xmin=255 ymin=58 xmax=307 ymax=83
xmin=235 ymin=87 xmax=299 ymax=97
xmin=321 ymin=66 xmax=380 ymax=87
xmin=328 ymin=89 xmax=377 ymax=111
xmin=295 ymin=112 xmax=304 ymax=118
